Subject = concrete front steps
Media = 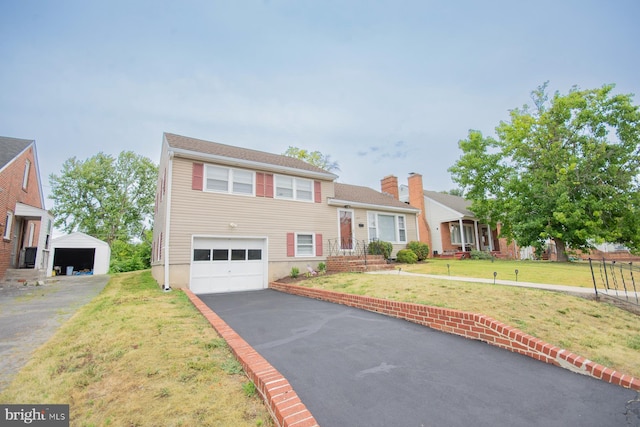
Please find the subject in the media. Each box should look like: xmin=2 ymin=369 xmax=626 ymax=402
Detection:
xmin=1 ymin=268 xmax=46 ymax=287
xmin=326 ymin=255 xmax=395 ymax=273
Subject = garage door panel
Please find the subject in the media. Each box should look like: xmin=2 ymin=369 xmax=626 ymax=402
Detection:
xmin=191 ymin=237 xmax=266 ymax=294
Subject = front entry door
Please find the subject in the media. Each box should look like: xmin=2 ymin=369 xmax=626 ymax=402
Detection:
xmin=339 ymin=210 xmax=354 ymax=250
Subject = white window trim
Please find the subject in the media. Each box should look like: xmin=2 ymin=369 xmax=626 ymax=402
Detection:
xmin=338 ymin=208 xmax=355 ymax=251
xmin=22 ymin=159 xmax=30 ymax=190
xmin=204 ymin=165 xmax=255 ymax=196
xmin=295 ymin=232 xmax=315 ymax=257
xmin=3 ymin=211 xmax=13 ymax=240
xmin=366 ymin=211 xmax=407 ymax=244
xmin=275 ymin=175 xmax=314 ymax=202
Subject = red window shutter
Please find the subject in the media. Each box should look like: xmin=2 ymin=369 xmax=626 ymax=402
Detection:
xmin=314 ymin=181 xmax=322 ymax=203
xmin=315 ymin=233 xmax=323 ymax=256
xmin=256 ymin=173 xmax=273 ymax=198
xmin=287 ymin=233 xmax=295 ymax=257
xmin=256 ymin=173 xmax=265 ymax=197
xmin=265 ymin=174 xmax=274 ymax=198
xmin=192 ymin=163 xmax=204 ymax=190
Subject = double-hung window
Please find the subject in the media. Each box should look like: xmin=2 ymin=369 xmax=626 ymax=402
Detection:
xmin=450 ymin=223 xmax=475 ymax=245
xmin=367 ymin=212 xmax=407 ymax=243
xmin=275 ymin=175 xmax=313 ymax=201
xmin=205 ymin=165 xmax=254 ymax=195
xmin=296 ymin=233 xmax=315 ymax=256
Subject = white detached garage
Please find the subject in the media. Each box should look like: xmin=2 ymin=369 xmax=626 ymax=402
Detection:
xmin=47 ymin=232 xmax=111 ymax=277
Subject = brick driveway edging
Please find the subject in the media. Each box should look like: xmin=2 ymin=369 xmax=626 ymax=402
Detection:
xmin=185 ymin=289 xmax=320 ymax=427
xmin=269 ymin=281 xmax=640 ymax=392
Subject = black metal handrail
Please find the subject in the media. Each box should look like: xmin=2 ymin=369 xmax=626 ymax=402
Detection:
xmin=327 ymin=239 xmax=369 ymax=260
xmin=589 ymin=258 xmax=639 ymax=306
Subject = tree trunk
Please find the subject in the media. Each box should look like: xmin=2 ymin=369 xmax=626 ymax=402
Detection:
xmin=554 ymin=238 xmax=569 ymax=262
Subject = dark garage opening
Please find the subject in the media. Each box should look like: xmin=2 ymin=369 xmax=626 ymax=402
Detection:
xmin=53 ymin=248 xmax=96 ymax=275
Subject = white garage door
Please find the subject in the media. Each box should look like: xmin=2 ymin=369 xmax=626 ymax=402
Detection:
xmin=190 ymin=237 xmax=267 ymax=294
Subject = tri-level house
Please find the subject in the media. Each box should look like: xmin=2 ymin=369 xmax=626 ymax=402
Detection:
xmin=382 ymin=174 xmax=519 ymax=259
xmin=152 ymin=133 xmax=420 ymax=294
xmin=0 ymin=136 xmax=54 ymax=283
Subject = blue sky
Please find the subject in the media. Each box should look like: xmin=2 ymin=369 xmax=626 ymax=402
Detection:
xmin=2 ymin=0 xmax=639 ymax=209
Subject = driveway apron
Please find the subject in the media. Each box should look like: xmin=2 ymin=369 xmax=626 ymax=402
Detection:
xmin=200 ymin=289 xmax=639 ymax=427
xmin=0 ymin=275 xmax=109 ymax=391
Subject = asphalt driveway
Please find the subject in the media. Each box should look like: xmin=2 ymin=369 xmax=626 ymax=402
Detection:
xmin=200 ymin=289 xmax=640 ymax=427
xmin=0 ymin=275 xmax=109 ymax=391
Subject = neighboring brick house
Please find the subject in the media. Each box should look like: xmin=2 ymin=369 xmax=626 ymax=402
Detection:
xmin=152 ymin=133 xmax=420 ymax=293
xmin=382 ymin=174 xmax=518 ymax=259
xmin=0 ymin=136 xmax=54 ymax=281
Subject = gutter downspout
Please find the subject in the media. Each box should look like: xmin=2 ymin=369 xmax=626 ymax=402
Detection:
xmin=163 ymin=151 xmax=174 ymax=291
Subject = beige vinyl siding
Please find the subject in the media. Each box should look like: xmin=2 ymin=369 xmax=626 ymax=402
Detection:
xmin=168 ymin=158 xmax=336 ymax=266
xmin=154 ymin=152 xmax=418 ymax=287
xmin=151 ymin=142 xmax=170 ymax=265
xmin=348 ymin=208 xmax=418 ymax=257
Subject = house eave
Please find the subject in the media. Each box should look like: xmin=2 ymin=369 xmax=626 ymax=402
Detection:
xmin=169 ymin=147 xmax=338 ymax=181
xmin=328 ymin=198 xmax=419 ymax=214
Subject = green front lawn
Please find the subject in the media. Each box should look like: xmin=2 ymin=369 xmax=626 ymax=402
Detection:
xmin=401 ymin=258 xmax=596 ymax=288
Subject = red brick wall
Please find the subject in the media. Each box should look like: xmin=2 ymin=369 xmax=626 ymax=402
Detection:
xmin=440 ymin=223 xmax=455 ymax=252
xmin=0 ymin=145 xmax=44 ymax=277
xmin=380 ymin=175 xmax=399 ymax=200
xmin=579 ymin=249 xmax=640 ymax=262
xmin=269 ymin=282 xmax=640 ymax=391
xmin=407 ymin=173 xmax=432 ymax=253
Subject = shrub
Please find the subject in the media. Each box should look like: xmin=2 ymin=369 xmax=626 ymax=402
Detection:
xmin=470 ymin=250 xmax=493 ymax=260
xmin=290 ymin=267 xmax=300 ymax=278
xmin=317 ymin=262 xmax=327 ymax=274
xmin=368 ymin=240 xmax=393 ymax=259
xmin=396 ymin=249 xmax=418 ymax=264
xmin=406 ymin=241 xmax=429 ymax=261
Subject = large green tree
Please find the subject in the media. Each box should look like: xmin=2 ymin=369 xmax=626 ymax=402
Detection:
xmin=449 ymin=84 xmax=640 ymax=261
xmin=283 ymin=146 xmax=340 ymax=172
xmin=50 ymin=151 xmax=158 ymax=246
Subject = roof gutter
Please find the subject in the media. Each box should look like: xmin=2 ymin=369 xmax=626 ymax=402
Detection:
xmin=328 ymin=198 xmax=420 ymax=214
xmin=169 ymin=147 xmax=338 ymax=181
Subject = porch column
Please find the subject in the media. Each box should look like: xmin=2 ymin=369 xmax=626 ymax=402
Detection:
xmin=459 ymin=218 xmax=466 ymax=251
xmin=487 ymin=226 xmax=494 ymax=251
xmin=474 ymin=220 xmax=480 ymax=251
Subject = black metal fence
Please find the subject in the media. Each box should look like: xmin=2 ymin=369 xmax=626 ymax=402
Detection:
xmin=589 ymin=258 xmax=639 ymax=306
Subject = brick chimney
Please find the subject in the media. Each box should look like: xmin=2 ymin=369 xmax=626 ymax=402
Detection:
xmin=380 ymin=175 xmax=399 ymax=200
xmin=407 ymin=173 xmax=432 ymax=254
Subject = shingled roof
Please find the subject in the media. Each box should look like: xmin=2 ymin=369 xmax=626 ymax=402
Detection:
xmin=164 ymin=132 xmax=336 ymax=178
xmin=423 ymin=190 xmax=475 ymax=217
xmin=334 ymin=183 xmax=419 ymax=211
xmin=0 ymin=136 xmax=33 ymax=170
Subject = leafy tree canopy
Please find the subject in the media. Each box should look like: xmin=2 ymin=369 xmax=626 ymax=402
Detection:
xmin=449 ymin=83 xmax=640 ymax=261
xmin=49 ymin=151 xmax=158 ymax=246
xmin=283 ymin=146 xmax=340 ymax=172
xmin=441 ymin=188 xmax=464 ymax=197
